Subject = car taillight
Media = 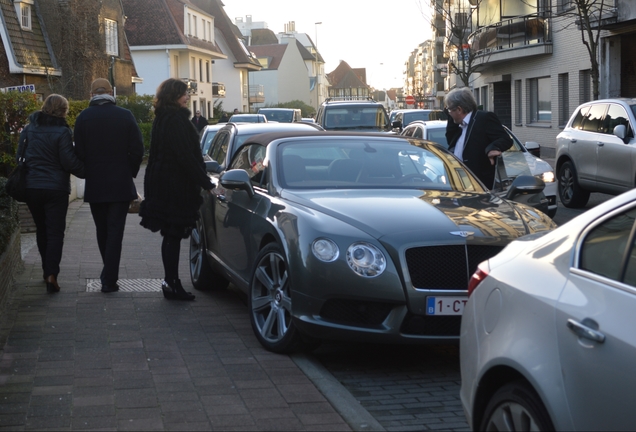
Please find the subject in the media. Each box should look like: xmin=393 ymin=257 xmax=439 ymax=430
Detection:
xmin=468 ymin=262 xmax=489 ymax=297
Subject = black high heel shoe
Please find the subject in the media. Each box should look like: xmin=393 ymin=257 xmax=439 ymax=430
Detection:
xmin=45 ymin=275 xmax=60 ymax=293
xmin=161 ymin=279 xmax=195 ymax=301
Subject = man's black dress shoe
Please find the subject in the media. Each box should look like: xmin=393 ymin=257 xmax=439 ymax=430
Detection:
xmin=101 ymin=284 xmax=120 ymax=293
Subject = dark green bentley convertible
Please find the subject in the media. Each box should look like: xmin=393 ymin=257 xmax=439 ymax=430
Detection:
xmin=190 ymin=131 xmax=555 ymax=353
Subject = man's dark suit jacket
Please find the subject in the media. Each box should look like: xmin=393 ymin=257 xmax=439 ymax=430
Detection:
xmin=191 ymin=115 xmax=208 ymax=132
xmin=445 ymin=110 xmax=512 ymax=188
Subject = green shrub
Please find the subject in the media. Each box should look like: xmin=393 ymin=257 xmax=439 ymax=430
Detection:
xmin=66 ymin=99 xmax=89 ymax=129
xmin=139 ymin=122 xmax=152 ymax=155
xmin=0 ymin=177 xmax=19 ymax=258
xmin=0 ymin=91 xmax=40 ymax=176
xmin=116 ymin=94 xmax=155 ymax=123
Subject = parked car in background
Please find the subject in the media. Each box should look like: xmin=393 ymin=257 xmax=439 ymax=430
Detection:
xmin=202 ymin=121 xmax=323 ymax=174
xmin=402 ymin=120 xmax=557 ymax=218
xmin=228 ymin=113 xmax=268 ymax=123
xmin=390 ymin=109 xmax=448 ymax=132
xmin=556 ymin=98 xmax=636 ymax=208
xmin=315 ymin=97 xmax=391 ymax=132
xmin=190 ymin=130 xmax=555 ymax=353
xmin=257 ymin=108 xmax=302 ymax=123
xmin=460 ymin=187 xmax=636 ymax=431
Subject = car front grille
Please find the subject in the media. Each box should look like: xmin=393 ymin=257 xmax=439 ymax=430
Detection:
xmin=405 ymin=245 xmax=504 ymax=290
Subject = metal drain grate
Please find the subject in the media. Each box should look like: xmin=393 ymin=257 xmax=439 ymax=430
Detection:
xmin=86 ymin=279 xmax=163 ymax=292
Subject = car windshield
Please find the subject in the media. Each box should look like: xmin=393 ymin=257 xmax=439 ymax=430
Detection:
xmin=403 ymin=111 xmax=448 ymax=125
xmin=277 ymin=139 xmax=486 ymax=192
xmin=201 ymin=129 xmax=219 ymax=155
xmin=260 ymin=110 xmax=293 ymax=122
xmin=230 ymin=115 xmax=262 ymax=123
xmin=324 ymin=106 xmax=387 ymax=130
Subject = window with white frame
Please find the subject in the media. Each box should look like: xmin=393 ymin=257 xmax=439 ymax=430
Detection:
xmin=187 ymin=13 xmax=191 ymax=35
xmin=20 ymin=3 xmax=31 ymax=30
xmin=206 ymin=61 xmax=210 ymax=83
xmin=528 ymin=77 xmax=551 ymax=123
xmin=199 ymin=59 xmax=203 ymax=82
xmin=191 ymin=57 xmax=196 ymax=79
xmin=558 ymin=73 xmax=569 ymax=127
xmin=193 ymin=16 xmax=198 ymax=38
xmin=207 ymin=22 xmax=212 ymax=42
xmin=514 ymin=80 xmax=522 ymax=125
xmin=104 ymin=19 xmax=118 ymax=56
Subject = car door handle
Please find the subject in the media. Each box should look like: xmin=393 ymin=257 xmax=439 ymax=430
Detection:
xmin=570 ymin=138 xmax=577 ymax=143
xmin=597 ymin=142 xmax=605 ymax=146
xmin=567 ymin=318 xmax=605 ymax=343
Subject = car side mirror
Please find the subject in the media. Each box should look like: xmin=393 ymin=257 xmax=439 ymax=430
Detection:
xmin=506 ymin=175 xmax=545 ymax=201
xmin=205 ymin=160 xmax=222 ymax=174
xmin=220 ymin=169 xmax=254 ymax=198
xmin=524 ymin=141 xmax=541 ymax=157
xmin=392 ymin=120 xmax=402 ymax=130
xmin=613 ymin=124 xmax=627 ymax=142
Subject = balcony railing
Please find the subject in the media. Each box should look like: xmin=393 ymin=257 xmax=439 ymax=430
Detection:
xmin=469 ymin=13 xmax=551 ymax=57
xmin=249 ymin=84 xmax=264 ymax=104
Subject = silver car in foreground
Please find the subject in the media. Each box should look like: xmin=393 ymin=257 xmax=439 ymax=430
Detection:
xmin=460 ymin=188 xmax=636 ymax=431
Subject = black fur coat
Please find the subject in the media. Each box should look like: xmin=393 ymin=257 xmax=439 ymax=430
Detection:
xmin=139 ymin=106 xmax=212 ymax=237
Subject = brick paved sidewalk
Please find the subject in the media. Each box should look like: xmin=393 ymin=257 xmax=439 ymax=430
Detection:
xmin=0 ymin=169 xmax=376 ymax=431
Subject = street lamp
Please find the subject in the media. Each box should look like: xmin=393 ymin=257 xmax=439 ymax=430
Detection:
xmin=315 ymin=22 xmax=322 ymax=48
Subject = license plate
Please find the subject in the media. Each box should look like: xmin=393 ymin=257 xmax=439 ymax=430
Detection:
xmin=426 ymin=296 xmax=468 ymax=315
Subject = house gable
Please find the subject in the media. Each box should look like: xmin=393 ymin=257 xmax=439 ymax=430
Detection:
xmin=0 ymin=0 xmax=60 ymax=76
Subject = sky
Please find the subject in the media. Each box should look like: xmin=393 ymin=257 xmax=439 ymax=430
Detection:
xmin=221 ymin=0 xmax=433 ymax=90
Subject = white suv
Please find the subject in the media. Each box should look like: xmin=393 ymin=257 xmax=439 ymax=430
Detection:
xmin=556 ymin=98 xmax=636 ymax=208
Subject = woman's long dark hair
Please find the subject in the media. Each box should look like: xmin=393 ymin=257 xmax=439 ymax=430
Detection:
xmin=153 ymin=78 xmax=187 ymax=110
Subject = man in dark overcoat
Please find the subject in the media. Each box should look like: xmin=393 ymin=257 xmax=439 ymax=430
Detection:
xmin=191 ymin=110 xmax=208 ymax=132
xmin=74 ymin=78 xmax=144 ymax=293
xmin=444 ymin=87 xmax=512 ymax=188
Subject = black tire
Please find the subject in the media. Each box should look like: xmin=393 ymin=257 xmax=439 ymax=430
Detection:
xmin=480 ymin=380 xmax=554 ymax=431
xmin=248 ymin=243 xmax=305 ymax=353
xmin=558 ymin=161 xmax=590 ymax=208
xmin=189 ymin=219 xmax=229 ymax=291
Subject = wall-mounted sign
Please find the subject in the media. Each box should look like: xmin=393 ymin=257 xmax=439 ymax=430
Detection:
xmin=1 ymin=84 xmax=36 ymax=93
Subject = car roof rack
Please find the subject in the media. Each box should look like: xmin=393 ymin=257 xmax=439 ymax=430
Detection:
xmin=324 ymin=96 xmax=377 ymax=103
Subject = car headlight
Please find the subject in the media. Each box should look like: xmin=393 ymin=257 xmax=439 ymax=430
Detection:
xmin=538 ymin=171 xmax=555 ymax=183
xmin=312 ymin=238 xmax=339 ymax=262
xmin=346 ymin=242 xmax=386 ymax=277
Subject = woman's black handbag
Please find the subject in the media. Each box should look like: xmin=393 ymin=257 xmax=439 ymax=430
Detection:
xmin=5 ymin=133 xmax=28 ymax=202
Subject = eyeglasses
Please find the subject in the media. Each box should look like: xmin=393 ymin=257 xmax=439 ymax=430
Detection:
xmin=446 ymin=106 xmax=460 ymax=113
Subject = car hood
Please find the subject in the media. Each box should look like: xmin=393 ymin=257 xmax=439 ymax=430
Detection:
xmin=282 ymin=189 xmax=548 ymax=244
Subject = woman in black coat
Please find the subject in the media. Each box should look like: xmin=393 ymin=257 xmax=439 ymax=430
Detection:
xmin=139 ymin=78 xmax=213 ymax=301
xmin=18 ymin=94 xmax=85 ymax=293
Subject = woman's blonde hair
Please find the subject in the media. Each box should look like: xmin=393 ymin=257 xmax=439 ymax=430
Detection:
xmin=41 ymin=94 xmax=69 ymax=118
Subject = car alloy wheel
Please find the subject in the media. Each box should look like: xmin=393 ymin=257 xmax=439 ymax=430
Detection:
xmin=558 ymin=160 xmax=590 ymax=208
xmin=249 ymin=243 xmax=304 ymax=353
xmin=480 ymin=381 xmax=554 ymax=431
xmin=189 ymin=218 xmax=229 ymax=291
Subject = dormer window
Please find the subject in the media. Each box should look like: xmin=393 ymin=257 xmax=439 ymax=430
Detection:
xmin=105 ymin=18 xmax=118 ymax=56
xmin=15 ymin=0 xmax=33 ymax=31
